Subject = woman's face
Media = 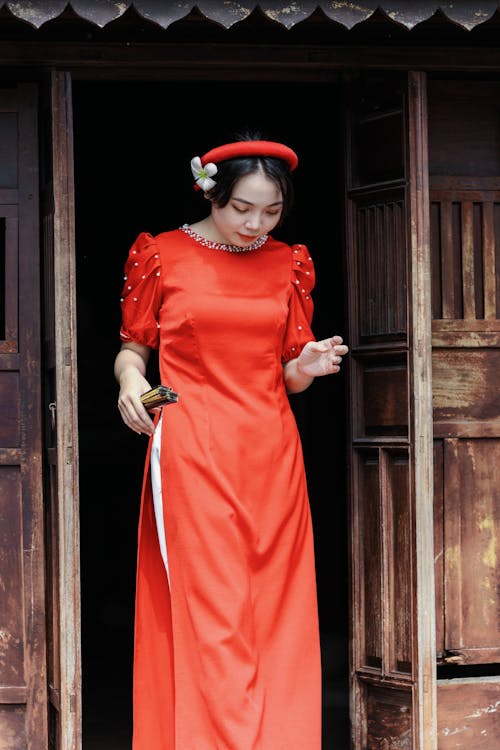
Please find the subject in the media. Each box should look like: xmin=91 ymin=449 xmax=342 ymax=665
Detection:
xmin=210 ymin=171 xmax=283 ymax=247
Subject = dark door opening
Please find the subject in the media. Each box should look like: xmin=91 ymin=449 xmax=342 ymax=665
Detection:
xmin=73 ymin=79 xmax=349 ymax=749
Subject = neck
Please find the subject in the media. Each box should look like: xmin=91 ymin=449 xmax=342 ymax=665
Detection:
xmin=190 ymin=217 xmax=225 ymax=244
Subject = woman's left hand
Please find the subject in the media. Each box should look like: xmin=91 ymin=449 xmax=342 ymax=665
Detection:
xmin=297 ymin=335 xmax=349 ymax=378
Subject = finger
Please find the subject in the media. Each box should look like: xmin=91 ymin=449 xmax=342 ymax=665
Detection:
xmin=118 ymin=400 xmax=154 ymax=435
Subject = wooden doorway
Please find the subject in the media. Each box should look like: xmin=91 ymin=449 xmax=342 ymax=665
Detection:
xmin=71 ymin=79 xmax=350 ymax=749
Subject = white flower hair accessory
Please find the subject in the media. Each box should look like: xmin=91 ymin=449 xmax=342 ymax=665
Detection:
xmin=190 ymin=156 xmax=217 ymax=191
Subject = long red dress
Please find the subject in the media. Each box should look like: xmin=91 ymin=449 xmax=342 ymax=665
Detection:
xmin=119 ymin=227 xmax=321 ymax=750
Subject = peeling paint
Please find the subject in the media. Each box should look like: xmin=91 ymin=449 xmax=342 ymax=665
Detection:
xmin=445 ymin=544 xmax=460 ymax=568
xmin=465 ymin=699 xmax=500 ymax=718
xmin=369 ymin=730 xmax=412 ymax=748
xmin=442 ymin=725 xmax=469 ymax=736
xmin=476 ymin=515 xmax=497 ymax=569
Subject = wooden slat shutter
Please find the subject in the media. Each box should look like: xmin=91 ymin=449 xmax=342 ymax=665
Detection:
xmin=344 ymin=71 xmax=437 ymax=750
xmin=0 ymin=85 xmax=47 ymax=748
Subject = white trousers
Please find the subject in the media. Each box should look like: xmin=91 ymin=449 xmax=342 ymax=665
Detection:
xmin=151 ymin=414 xmax=170 ymax=585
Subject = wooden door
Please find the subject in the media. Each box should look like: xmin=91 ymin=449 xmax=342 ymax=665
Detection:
xmin=344 ymin=71 xmax=436 ymax=750
xmin=0 ymin=83 xmax=48 ymax=750
xmin=40 ymin=70 xmax=82 ymax=750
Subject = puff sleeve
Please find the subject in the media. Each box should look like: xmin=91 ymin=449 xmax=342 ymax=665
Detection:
xmin=281 ymin=244 xmax=316 ymax=363
xmin=119 ymin=232 xmax=163 ymax=350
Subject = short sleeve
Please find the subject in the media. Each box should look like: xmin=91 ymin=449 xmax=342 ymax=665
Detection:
xmin=282 ymin=244 xmax=316 ymax=363
xmin=119 ymin=232 xmax=163 ymax=349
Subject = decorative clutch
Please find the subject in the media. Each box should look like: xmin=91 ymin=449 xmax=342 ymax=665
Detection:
xmin=140 ymin=385 xmax=179 ymax=410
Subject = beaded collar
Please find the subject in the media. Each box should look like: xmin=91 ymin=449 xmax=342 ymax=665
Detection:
xmin=181 ymin=223 xmax=268 ymax=253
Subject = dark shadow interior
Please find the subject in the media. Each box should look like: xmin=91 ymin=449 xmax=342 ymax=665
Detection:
xmin=73 ymin=80 xmax=349 ymax=749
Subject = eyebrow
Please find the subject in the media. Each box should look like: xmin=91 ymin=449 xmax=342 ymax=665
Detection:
xmin=232 ymin=197 xmax=283 ymax=207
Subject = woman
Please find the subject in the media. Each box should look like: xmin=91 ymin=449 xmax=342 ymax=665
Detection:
xmin=114 ymin=133 xmax=348 ymax=750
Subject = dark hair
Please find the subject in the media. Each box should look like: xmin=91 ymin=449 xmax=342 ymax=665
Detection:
xmin=205 ymin=131 xmax=295 ymax=224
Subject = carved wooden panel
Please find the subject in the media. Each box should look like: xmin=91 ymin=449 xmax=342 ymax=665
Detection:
xmin=365 ymin=684 xmax=412 ymax=750
xmin=428 ymin=80 xmax=500 ymax=178
xmin=0 ymin=466 xmax=24 ymax=688
xmin=432 ymin=349 xmax=500 ymax=437
xmin=0 ymin=110 xmax=18 ymax=187
xmin=430 ymin=187 xmax=500 ymax=322
xmin=357 ymin=450 xmax=383 ymax=670
xmin=0 ymin=371 xmax=20 ymax=446
xmin=0 ymin=707 xmax=26 ymax=750
xmin=355 ymin=194 xmax=407 ymax=341
xmin=354 ymin=448 xmax=413 ymax=676
xmin=361 ymin=355 xmax=408 ymax=437
xmin=0 ymin=208 xmax=18 ymax=353
xmin=387 ymin=451 xmax=412 ymax=675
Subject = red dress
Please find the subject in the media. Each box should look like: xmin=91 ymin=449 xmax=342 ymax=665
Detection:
xmin=119 ymin=227 xmax=321 ymax=750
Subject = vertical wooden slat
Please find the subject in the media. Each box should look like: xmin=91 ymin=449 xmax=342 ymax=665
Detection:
xmin=50 ymin=70 xmax=82 ymax=750
xmin=408 ymin=70 xmax=437 ymax=750
xmin=430 ymin=201 xmax=442 ymax=319
xmin=443 ymin=438 xmax=463 ymax=647
xmin=461 ymin=200 xmax=476 ymax=319
xmin=440 ymin=200 xmax=454 ymax=318
xmin=360 ymin=451 xmax=383 ymax=669
xmin=433 ymin=441 xmax=445 ymax=659
xmin=482 ymin=201 xmax=496 ymax=320
xmin=380 ymin=448 xmax=391 ymax=674
xmin=391 ymin=452 xmax=412 ymax=673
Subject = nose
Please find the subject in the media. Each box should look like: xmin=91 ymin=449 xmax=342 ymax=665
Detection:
xmin=245 ymin=214 xmax=261 ymax=231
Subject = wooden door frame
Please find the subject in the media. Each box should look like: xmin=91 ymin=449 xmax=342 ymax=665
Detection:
xmin=49 ymin=63 xmax=436 ymax=750
xmin=407 ymin=70 xmax=436 ymax=749
xmin=46 ymin=69 xmax=82 ymax=750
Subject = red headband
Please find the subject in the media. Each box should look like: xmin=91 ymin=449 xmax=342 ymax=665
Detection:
xmin=201 ymin=140 xmax=298 ymax=171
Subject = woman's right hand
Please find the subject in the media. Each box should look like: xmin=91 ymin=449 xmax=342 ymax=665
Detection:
xmin=114 ymin=343 xmax=155 ymax=436
xmin=118 ymin=373 xmax=156 ymax=436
